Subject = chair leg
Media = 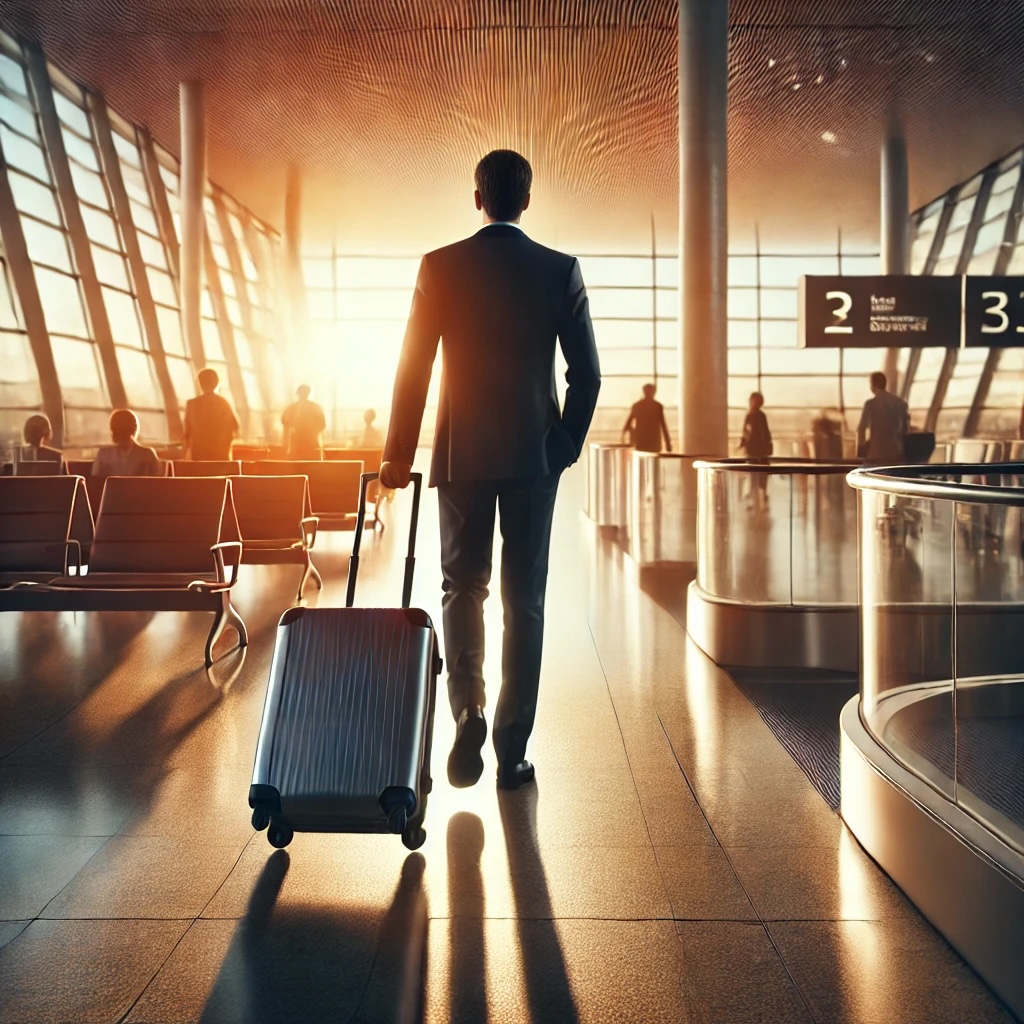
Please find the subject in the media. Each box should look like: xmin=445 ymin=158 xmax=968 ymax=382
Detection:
xmin=295 ymin=556 xmax=323 ymax=601
xmin=205 ymin=604 xmax=227 ymax=667
xmin=226 ymin=594 xmax=248 ymax=649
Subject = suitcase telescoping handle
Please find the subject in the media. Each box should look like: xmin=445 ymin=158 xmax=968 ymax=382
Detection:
xmin=345 ymin=471 xmax=423 ymax=610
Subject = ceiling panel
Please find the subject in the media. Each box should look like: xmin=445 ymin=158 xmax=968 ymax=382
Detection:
xmin=4 ymin=0 xmax=1023 ymax=252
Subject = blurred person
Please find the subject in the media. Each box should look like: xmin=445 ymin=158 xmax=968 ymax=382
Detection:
xmin=92 ymin=409 xmax=161 ymax=478
xmin=739 ymin=391 xmax=773 ymax=507
xmin=857 ymin=371 xmax=908 ymax=464
xmin=379 ymin=148 xmax=600 ymax=792
xmin=21 ymin=414 xmax=63 ymax=464
xmin=183 ymin=368 xmax=238 ymax=461
xmin=621 ymin=383 xmax=672 ymax=452
xmin=361 ymin=408 xmax=383 ymax=448
xmin=281 ymin=384 xmax=326 ymax=459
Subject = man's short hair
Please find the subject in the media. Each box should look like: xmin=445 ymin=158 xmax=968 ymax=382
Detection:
xmin=750 ymin=391 xmax=764 ymax=403
xmin=23 ymin=413 xmax=52 ymax=446
xmin=197 ymin=368 xmax=219 ymax=392
xmin=296 ymin=385 xmax=311 ymax=399
xmin=870 ymin=371 xmax=887 ymax=391
xmin=109 ymin=408 xmax=139 ymax=439
xmin=475 ymin=150 xmax=532 ymax=221
xmin=642 ymin=383 xmax=656 ymax=397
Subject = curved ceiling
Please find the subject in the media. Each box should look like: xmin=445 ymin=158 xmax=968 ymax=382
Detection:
xmin=4 ymin=0 xmax=1024 ymax=252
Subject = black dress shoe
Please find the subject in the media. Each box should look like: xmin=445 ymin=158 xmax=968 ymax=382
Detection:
xmin=496 ymin=760 xmax=535 ymax=790
xmin=447 ymin=705 xmax=487 ymax=789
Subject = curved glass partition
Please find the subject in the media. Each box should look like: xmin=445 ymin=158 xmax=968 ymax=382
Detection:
xmin=695 ymin=458 xmax=861 ymax=605
xmin=848 ymin=463 xmax=1024 ymax=854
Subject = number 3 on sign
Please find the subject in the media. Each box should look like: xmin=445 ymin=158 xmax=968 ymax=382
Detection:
xmin=980 ymin=290 xmax=1024 ymax=333
xmin=824 ymin=290 xmax=853 ymax=333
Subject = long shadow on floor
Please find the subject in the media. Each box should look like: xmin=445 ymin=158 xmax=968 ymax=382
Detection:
xmin=499 ymin=784 xmax=581 ymax=1024
xmin=199 ymin=851 xmax=428 ymax=1024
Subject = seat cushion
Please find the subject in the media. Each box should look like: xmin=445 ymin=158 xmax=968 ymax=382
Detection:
xmin=49 ymin=571 xmax=218 ymax=589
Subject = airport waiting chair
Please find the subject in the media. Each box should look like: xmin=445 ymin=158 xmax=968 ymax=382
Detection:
xmin=230 ymin=475 xmax=322 ymax=600
xmin=232 ymin=444 xmax=271 ymax=461
xmin=3 ymin=477 xmax=247 ymax=666
xmin=172 ymin=460 xmax=243 ymax=477
xmin=1 ymin=459 xmax=67 ymax=477
xmin=0 ymin=476 xmax=93 ymax=587
xmin=323 ymin=448 xmax=385 ymax=531
xmin=242 ymin=460 xmax=364 ymax=532
xmin=66 ymin=460 xmax=93 ymax=478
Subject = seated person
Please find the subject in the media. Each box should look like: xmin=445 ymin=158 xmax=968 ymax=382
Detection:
xmin=92 ymin=409 xmax=162 ymax=478
xmin=20 ymin=413 xmax=64 ymax=463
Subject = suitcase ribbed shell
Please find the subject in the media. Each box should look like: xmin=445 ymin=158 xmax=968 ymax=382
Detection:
xmin=256 ymin=607 xmax=435 ymax=828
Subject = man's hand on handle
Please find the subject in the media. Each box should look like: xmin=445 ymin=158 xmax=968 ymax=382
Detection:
xmin=379 ymin=460 xmax=412 ymax=494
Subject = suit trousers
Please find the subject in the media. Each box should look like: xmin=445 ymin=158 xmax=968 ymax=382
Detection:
xmin=437 ymin=473 xmax=560 ymax=767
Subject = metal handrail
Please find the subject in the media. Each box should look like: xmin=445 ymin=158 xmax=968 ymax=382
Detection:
xmin=849 ymin=462 xmax=1024 ymax=507
xmin=694 ymin=457 xmax=861 ymax=476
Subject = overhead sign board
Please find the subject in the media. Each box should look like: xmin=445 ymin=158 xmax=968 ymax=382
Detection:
xmin=964 ymin=277 xmax=1024 ymax=347
xmin=799 ymin=275 xmax=962 ymax=348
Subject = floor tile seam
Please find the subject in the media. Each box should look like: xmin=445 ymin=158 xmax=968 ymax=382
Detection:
xmin=583 ymin=617 xmax=676 ymax=913
xmin=113 ymin=915 xmax=203 ymax=1024
xmin=652 ymin=701 xmax=827 ymax=1022
xmin=32 ymin=832 xmax=117 ymax=922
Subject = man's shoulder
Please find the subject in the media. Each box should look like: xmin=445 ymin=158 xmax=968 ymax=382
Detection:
xmin=428 ymin=232 xmax=576 ymax=268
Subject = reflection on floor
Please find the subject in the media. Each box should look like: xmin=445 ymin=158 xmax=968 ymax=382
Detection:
xmin=0 ymin=464 xmax=1018 ymax=1023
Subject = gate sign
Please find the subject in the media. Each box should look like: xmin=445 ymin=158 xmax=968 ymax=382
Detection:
xmin=964 ymin=277 xmax=1024 ymax=346
xmin=799 ymin=275 xmax=962 ymax=348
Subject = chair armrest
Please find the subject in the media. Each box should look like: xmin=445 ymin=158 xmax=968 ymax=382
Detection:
xmin=209 ymin=541 xmax=243 ymax=586
xmin=63 ymin=539 xmax=84 ymax=577
xmin=300 ymin=515 xmax=319 ymax=549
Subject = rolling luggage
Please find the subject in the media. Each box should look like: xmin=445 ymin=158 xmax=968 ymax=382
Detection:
xmin=249 ymin=471 xmax=441 ymax=851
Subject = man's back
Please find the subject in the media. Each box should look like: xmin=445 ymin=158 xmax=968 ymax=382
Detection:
xmin=386 ymin=225 xmax=600 ymax=485
xmin=186 ymin=393 xmax=237 ymax=461
xmin=628 ymin=398 xmax=666 ymax=452
xmin=283 ymin=399 xmax=325 ymax=457
xmin=862 ymin=390 xmax=908 ymax=461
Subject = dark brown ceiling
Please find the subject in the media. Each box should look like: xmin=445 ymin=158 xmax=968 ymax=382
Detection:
xmin=4 ymin=0 xmax=1024 ymax=252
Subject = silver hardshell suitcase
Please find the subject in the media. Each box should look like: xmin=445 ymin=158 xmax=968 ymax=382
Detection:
xmin=249 ymin=472 xmax=441 ymax=851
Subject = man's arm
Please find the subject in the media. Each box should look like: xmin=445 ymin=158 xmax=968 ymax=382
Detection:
xmin=857 ymin=401 xmax=870 ymax=451
xmin=659 ymin=405 xmax=672 ymax=451
xmin=381 ymin=256 xmax=442 ymax=487
xmin=555 ymin=258 xmax=601 ymax=458
xmin=183 ymin=400 xmax=193 ymax=454
xmin=621 ymin=406 xmax=635 ymax=442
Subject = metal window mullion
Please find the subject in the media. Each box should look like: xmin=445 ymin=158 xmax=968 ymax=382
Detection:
xmin=0 ymin=155 xmax=66 ymax=444
xmin=213 ymin=195 xmax=273 ymax=428
xmin=137 ymin=129 xmax=181 ymax=283
xmin=202 ymin=230 xmax=250 ymax=436
xmin=240 ymin=213 xmax=292 ymax=397
xmin=926 ymin=169 xmax=996 ymax=434
xmin=902 ymin=187 xmax=960 ymax=402
xmin=24 ymin=44 xmax=128 ymax=410
xmin=963 ymin=154 xmax=1024 ymax=437
xmin=91 ymin=97 xmax=182 ymax=441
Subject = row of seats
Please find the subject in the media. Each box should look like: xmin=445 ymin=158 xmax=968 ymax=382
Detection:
xmin=0 ymin=471 xmax=366 ymax=665
xmin=4 ymin=455 xmax=383 ymax=535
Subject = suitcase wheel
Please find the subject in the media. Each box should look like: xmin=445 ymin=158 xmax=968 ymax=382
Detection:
xmin=267 ymin=822 xmax=294 ymax=849
xmin=251 ymin=807 xmax=271 ymax=832
xmin=402 ymin=826 xmax=426 ymax=851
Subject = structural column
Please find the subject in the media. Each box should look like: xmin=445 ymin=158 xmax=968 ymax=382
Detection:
xmin=881 ymin=116 xmax=909 ymax=389
xmin=678 ymin=0 xmax=729 ymax=456
xmin=180 ymin=81 xmax=206 ymax=372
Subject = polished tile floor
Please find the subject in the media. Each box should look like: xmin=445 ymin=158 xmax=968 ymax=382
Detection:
xmin=0 ymin=464 xmax=1017 ymax=1023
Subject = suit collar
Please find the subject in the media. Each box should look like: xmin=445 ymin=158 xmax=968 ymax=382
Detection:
xmin=474 ymin=224 xmax=527 ymax=239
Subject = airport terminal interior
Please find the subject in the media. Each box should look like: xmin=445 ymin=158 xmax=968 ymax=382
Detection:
xmin=0 ymin=1 xmax=1023 ymax=1022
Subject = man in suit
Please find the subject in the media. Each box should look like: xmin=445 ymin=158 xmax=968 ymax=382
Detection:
xmin=380 ymin=150 xmax=601 ymax=791
xmin=857 ymin=371 xmax=908 ymax=464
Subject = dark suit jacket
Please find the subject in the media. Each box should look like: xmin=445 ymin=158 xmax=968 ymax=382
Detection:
xmin=384 ymin=225 xmax=601 ymax=486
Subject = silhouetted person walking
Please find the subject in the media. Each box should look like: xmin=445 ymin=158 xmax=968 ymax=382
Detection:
xmin=621 ymin=383 xmax=671 ymax=452
xmin=857 ymin=371 xmax=908 ymax=464
xmin=739 ymin=391 xmax=772 ymax=507
xmin=282 ymin=385 xmax=326 ymax=459
xmin=184 ymin=368 xmax=238 ymax=461
xmin=92 ymin=409 xmax=162 ymax=478
xmin=379 ymin=149 xmax=601 ymax=791
xmin=361 ymin=408 xmax=383 ymax=448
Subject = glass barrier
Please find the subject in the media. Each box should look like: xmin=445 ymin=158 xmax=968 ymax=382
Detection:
xmin=850 ymin=463 xmax=1024 ymax=854
xmin=695 ymin=459 xmax=861 ymax=605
